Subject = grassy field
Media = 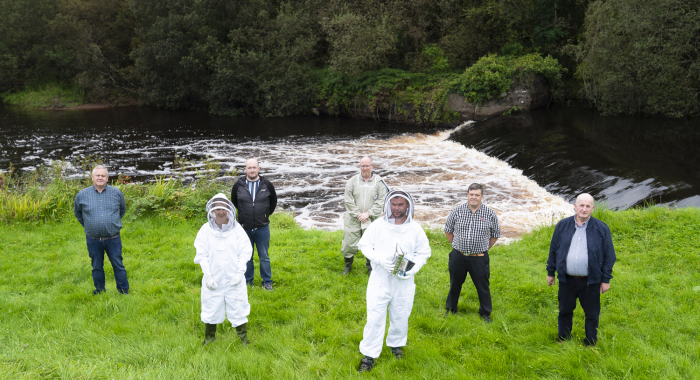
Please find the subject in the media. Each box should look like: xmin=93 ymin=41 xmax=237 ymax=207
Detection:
xmin=1 ymin=207 xmax=699 ymax=379
xmin=2 ymin=83 xmax=85 ymax=108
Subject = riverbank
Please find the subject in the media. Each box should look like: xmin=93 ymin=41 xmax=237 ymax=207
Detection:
xmin=1 ymin=83 xmax=137 ymax=110
xmin=1 ymin=206 xmax=698 ymax=379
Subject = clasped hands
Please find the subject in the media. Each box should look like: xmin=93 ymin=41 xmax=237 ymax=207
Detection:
xmin=357 ymin=212 xmax=370 ymax=223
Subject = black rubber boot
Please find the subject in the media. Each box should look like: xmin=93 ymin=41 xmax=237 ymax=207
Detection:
xmin=203 ymin=323 xmax=216 ymax=345
xmin=357 ymin=356 xmax=375 ymax=372
xmin=236 ymin=323 xmax=248 ymax=345
xmin=342 ymin=257 xmax=353 ymax=275
xmin=366 ymin=259 xmax=372 ymax=275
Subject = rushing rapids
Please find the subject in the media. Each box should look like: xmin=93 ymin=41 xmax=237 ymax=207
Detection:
xmin=126 ymin=122 xmax=573 ymax=240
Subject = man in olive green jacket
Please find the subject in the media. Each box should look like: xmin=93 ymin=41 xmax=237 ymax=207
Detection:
xmin=341 ymin=156 xmax=389 ymax=275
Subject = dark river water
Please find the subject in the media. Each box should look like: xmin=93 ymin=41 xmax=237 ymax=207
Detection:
xmin=2 ymin=102 xmax=698 ymax=237
xmin=452 ymin=103 xmax=700 ymax=209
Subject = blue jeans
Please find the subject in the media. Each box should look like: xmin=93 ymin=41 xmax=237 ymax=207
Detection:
xmin=244 ymin=225 xmax=272 ymax=285
xmin=86 ymin=235 xmax=129 ymax=293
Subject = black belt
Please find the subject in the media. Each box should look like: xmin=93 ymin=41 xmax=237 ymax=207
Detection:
xmin=88 ymin=233 xmax=120 ymax=241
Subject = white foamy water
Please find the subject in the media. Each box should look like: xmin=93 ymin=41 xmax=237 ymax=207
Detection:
xmin=165 ymin=122 xmax=573 ymax=241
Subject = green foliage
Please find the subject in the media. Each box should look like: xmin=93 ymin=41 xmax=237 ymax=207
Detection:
xmin=133 ymin=0 xmax=319 ymax=116
xmin=569 ymin=0 xmax=700 ymax=117
xmin=453 ymin=53 xmax=566 ymax=105
xmin=321 ymin=12 xmax=397 ymax=78
xmin=1 ymin=206 xmax=699 ymax=378
xmin=454 ymin=55 xmax=514 ymax=105
xmin=319 ymin=67 xmax=460 ymax=126
xmin=13 ymin=0 xmax=700 ymax=118
xmin=422 ymin=44 xmax=450 ymax=74
xmin=0 ymin=0 xmax=60 ymax=86
xmin=0 ymin=0 xmax=138 ymax=104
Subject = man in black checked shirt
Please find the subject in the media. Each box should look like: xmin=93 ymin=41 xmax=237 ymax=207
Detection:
xmin=443 ymin=183 xmax=501 ymax=322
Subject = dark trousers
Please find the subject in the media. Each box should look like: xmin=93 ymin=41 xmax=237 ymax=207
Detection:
xmin=445 ymin=249 xmax=491 ymax=316
xmin=558 ymin=275 xmax=601 ymax=344
xmin=86 ymin=235 xmax=129 ymax=293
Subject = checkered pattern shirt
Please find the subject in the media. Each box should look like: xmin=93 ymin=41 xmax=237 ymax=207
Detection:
xmin=444 ymin=203 xmax=501 ymax=254
xmin=74 ymin=185 xmax=126 ymax=237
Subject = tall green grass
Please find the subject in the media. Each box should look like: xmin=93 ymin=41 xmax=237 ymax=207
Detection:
xmin=1 ymin=203 xmax=699 ymax=379
xmin=2 ymin=82 xmax=86 ymax=108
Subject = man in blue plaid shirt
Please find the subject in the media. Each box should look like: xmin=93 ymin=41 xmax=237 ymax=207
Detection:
xmin=74 ymin=165 xmax=129 ymax=295
xmin=443 ymin=183 xmax=500 ymax=322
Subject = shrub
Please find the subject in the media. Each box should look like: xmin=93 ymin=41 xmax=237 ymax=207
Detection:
xmin=452 ymin=53 xmax=566 ymax=105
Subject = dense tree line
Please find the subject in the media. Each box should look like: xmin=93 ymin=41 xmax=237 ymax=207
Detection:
xmin=1 ymin=0 xmax=698 ymax=117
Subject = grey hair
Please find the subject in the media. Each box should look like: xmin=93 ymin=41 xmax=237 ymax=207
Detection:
xmin=360 ymin=156 xmax=373 ymax=164
xmin=467 ymin=183 xmax=484 ymax=195
xmin=91 ymin=165 xmax=109 ymax=176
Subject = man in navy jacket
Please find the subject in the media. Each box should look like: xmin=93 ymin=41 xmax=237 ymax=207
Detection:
xmin=546 ymin=193 xmax=616 ymax=346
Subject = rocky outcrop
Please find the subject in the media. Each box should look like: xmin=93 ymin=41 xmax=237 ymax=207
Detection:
xmin=447 ymin=75 xmax=550 ymax=120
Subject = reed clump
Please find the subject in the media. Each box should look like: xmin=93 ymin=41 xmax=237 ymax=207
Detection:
xmin=0 ymin=155 xmax=238 ymax=223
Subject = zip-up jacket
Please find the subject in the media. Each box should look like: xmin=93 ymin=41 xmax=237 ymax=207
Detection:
xmin=343 ymin=173 xmax=388 ymax=232
xmin=230 ymin=176 xmax=277 ymax=229
xmin=546 ymin=215 xmax=616 ymax=284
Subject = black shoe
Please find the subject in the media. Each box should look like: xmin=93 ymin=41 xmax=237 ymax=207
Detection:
xmin=118 ymin=289 xmax=129 ymax=295
xmin=203 ymin=323 xmax=217 ymax=345
xmin=342 ymin=257 xmax=353 ymax=276
xmin=93 ymin=289 xmax=105 ymax=296
xmin=357 ymin=356 xmax=375 ymax=372
xmin=443 ymin=309 xmax=456 ymax=318
xmin=390 ymin=347 xmax=404 ymax=359
xmin=481 ymin=315 xmax=492 ymax=323
xmin=262 ymin=283 xmax=273 ymax=291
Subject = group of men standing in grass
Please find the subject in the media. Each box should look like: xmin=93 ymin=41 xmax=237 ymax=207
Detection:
xmin=73 ymin=157 xmax=616 ymax=373
xmin=340 ymin=156 xmax=615 ymax=372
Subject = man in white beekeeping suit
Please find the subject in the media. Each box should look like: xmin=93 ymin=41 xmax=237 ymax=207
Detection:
xmin=194 ymin=193 xmax=252 ymax=345
xmin=355 ymin=189 xmax=432 ymax=372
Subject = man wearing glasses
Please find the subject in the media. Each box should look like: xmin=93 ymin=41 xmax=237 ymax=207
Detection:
xmin=341 ymin=156 xmax=388 ymax=275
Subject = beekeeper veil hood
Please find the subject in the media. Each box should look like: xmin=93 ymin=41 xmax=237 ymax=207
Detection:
xmin=383 ymin=189 xmax=415 ymax=225
xmin=206 ymin=193 xmax=236 ymax=232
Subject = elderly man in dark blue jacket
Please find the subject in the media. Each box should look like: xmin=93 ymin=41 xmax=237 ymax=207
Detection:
xmin=546 ymin=193 xmax=616 ymax=346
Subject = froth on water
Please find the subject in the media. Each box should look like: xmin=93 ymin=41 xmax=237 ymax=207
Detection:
xmin=185 ymin=122 xmax=573 ymax=241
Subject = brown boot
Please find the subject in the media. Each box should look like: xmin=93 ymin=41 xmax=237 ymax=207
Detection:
xmin=342 ymin=257 xmax=353 ymax=275
xmin=203 ymin=323 xmax=216 ymax=345
xmin=236 ymin=323 xmax=248 ymax=345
